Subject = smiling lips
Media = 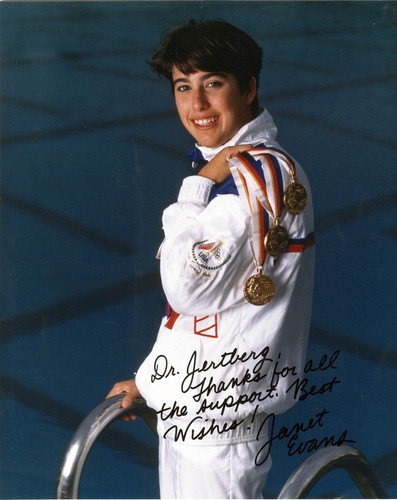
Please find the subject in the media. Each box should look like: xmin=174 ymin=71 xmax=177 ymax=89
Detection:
xmin=193 ymin=117 xmax=218 ymax=127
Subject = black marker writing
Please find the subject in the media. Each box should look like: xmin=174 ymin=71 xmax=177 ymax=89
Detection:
xmin=163 ymin=416 xmax=245 ymax=441
xmin=182 ymin=347 xmax=273 ymax=387
xmin=286 ymin=375 xmax=340 ymax=401
xmin=304 ymin=349 xmax=340 ymax=373
xmin=255 ymin=408 xmax=355 ymax=466
xmin=151 ymin=355 xmax=177 ymax=383
xmin=287 ymin=428 xmax=355 ymax=456
xmin=149 ymin=346 xmax=352 ymax=464
xmin=269 ymin=352 xmax=298 ymax=388
xmin=157 ymin=400 xmax=188 ymax=420
xmin=197 ymin=386 xmax=278 ymax=416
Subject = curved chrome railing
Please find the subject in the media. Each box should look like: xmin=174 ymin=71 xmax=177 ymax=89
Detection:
xmin=278 ymin=444 xmax=388 ymax=499
xmin=57 ymin=396 xmax=388 ymax=499
xmin=56 ymin=395 xmax=157 ymax=499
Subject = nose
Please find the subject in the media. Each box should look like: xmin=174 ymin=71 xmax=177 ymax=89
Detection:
xmin=192 ymin=88 xmax=209 ymax=111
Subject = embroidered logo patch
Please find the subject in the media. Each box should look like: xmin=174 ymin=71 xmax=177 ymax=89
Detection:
xmin=189 ymin=240 xmax=232 ymax=278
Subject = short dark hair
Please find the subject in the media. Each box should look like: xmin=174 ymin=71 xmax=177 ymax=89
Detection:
xmin=148 ymin=19 xmax=263 ymax=112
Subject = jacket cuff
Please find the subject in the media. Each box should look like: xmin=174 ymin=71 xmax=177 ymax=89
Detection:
xmin=177 ymin=176 xmax=216 ymax=205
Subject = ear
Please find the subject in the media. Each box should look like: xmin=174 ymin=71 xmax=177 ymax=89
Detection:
xmin=246 ymin=77 xmax=257 ymax=106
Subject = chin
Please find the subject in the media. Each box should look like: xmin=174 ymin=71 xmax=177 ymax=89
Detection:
xmin=200 ymin=141 xmax=219 ymax=148
xmin=196 ymin=136 xmax=224 ymax=148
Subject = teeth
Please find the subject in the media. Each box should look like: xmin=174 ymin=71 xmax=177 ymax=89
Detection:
xmin=194 ymin=117 xmax=217 ymax=126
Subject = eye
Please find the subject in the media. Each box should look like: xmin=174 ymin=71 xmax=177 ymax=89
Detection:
xmin=207 ymin=80 xmax=223 ymax=89
xmin=176 ymin=84 xmax=190 ymax=92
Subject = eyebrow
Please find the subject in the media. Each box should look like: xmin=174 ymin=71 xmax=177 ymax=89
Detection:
xmin=172 ymin=72 xmax=227 ymax=88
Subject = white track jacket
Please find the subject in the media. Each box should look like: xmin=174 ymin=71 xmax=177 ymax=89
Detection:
xmin=136 ymin=110 xmax=315 ymax=445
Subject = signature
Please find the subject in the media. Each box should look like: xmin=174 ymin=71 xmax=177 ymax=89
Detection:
xmin=255 ymin=409 xmax=355 ymax=465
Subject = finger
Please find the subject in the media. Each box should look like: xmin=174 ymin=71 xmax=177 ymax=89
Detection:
xmin=225 ymin=144 xmax=253 ymax=161
xmin=121 ymin=393 xmax=133 ymax=408
xmin=119 ymin=392 xmax=138 ymax=421
xmin=119 ymin=413 xmax=137 ymax=422
xmin=233 ymin=144 xmax=253 ymax=155
xmin=106 ymin=380 xmax=134 ymax=398
xmin=106 ymin=384 xmax=124 ymax=399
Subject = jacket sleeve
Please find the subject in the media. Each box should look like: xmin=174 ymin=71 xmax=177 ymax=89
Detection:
xmin=159 ymin=175 xmax=252 ymax=316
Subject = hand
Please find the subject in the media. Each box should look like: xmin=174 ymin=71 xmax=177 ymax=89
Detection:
xmin=198 ymin=144 xmax=253 ymax=184
xmin=106 ymin=379 xmax=141 ymax=421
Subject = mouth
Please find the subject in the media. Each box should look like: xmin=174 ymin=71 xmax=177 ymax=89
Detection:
xmin=192 ymin=116 xmax=218 ymax=128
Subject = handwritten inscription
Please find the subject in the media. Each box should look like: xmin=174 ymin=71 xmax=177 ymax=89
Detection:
xmin=150 ymin=354 xmax=178 ymax=383
xmin=163 ymin=415 xmax=245 ymax=441
xmin=150 ymin=347 xmax=354 ymax=462
xmin=255 ymin=409 xmax=355 ymax=466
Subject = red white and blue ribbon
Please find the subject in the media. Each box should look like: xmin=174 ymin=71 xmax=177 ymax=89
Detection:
xmin=229 ymin=148 xmax=291 ymax=269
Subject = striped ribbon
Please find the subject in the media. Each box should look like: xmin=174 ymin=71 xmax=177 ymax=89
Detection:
xmin=229 ymin=148 xmax=289 ymax=268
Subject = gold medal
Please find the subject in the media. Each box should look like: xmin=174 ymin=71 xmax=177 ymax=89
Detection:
xmin=283 ymin=178 xmax=308 ymax=215
xmin=244 ymin=273 xmax=275 ymax=306
xmin=265 ymin=221 xmax=289 ymax=257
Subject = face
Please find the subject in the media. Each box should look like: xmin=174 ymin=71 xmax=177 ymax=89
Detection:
xmin=172 ymin=67 xmax=256 ymax=148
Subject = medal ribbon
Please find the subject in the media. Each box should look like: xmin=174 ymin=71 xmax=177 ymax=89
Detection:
xmin=230 ymin=150 xmax=285 ymax=268
xmin=249 ymin=146 xmax=297 ymax=180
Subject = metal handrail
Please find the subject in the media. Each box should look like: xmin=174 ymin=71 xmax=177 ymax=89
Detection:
xmin=57 ymin=397 xmax=388 ymax=499
xmin=56 ymin=395 xmax=157 ymax=499
xmin=278 ymin=444 xmax=388 ymax=499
